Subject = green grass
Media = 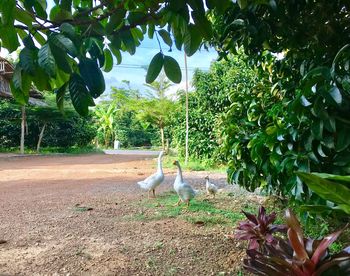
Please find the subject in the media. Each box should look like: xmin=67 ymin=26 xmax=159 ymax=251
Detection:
xmin=162 ymin=154 xmax=226 ymax=173
xmin=127 ymin=191 xmax=257 ymax=227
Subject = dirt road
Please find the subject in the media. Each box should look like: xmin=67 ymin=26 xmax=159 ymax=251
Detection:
xmin=0 ymin=153 xmax=248 ymax=275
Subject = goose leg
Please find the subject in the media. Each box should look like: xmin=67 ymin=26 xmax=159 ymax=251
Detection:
xmin=148 ymin=190 xmax=151 ymax=199
xmin=173 ymin=198 xmax=181 ymax=207
xmin=185 ymin=199 xmax=190 ymax=208
xmin=152 ymin=189 xmax=156 ymax=198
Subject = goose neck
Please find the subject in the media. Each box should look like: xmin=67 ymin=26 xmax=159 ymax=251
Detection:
xmin=157 ymin=154 xmax=163 ymax=173
xmin=176 ymin=164 xmax=183 ymax=182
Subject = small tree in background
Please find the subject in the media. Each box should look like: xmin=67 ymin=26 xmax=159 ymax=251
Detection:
xmin=144 ymin=72 xmax=173 ymax=100
xmin=135 ymin=97 xmax=176 ymax=151
xmin=140 ymin=73 xmax=175 ymax=151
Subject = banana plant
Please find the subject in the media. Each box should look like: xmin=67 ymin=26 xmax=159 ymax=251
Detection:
xmin=94 ymin=103 xmax=117 ymax=148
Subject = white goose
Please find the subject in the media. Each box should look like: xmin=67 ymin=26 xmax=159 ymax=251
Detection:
xmin=137 ymin=151 xmax=164 ymax=198
xmin=205 ymin=176 xmax=218 ymax=198
xmin=173 ymin=160 xmax=196 ymax=207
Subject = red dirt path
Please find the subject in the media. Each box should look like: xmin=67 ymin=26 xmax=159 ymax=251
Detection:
xmin=0 ymin=154 xmax=246 ymax=275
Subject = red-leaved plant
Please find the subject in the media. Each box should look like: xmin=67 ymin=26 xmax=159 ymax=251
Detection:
xmin=242 ymin=208 xmax=350 ymax=275
xmin=235 ymin=206 xmax=288 ymax=250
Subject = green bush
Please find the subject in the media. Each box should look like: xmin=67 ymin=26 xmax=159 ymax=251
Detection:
xmin=0 ymin=99 xmax=96 ymax=149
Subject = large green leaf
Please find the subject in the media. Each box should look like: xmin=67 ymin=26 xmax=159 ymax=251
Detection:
xmin=148 ymin=24 xmax=155 ymax=39
xmin=32 ymin=67 xmax=51 ymax=91
xmin=49 ymin=43 xmax=72 ymax=74
xmin=61 ymin=0 xmax=72 ymax=11
xmin=146 ymin=52 xmax=164 ymax=84
xmin=69 ymin=73 xmax=95 ymax=116
xmin=102 ymin=48 xmax=113 ymax=73
xmin=10 ymin=66 xmax=30 ymax=105
xmin=59 ymin=23 xmax=76 ymax=39
xmin=23 ymin=35 xmax=36 ymax=50
xmin=55 ymin=82 xmax=68 ymax=113
xmin=158 ymin=30 xmax=173 ymax=48
xmin=19 ymin=47 xmax=36 ymax=75
xmin=299 ymin=205 xmax=337 ymax=214
xmin=38 ymin=43 xmax=57 ymax=77
xmin=49 ymin=5 xmax=73 ymax=22
xmin=297 ymin=172 xmax=350 ymax=214
xmin=78 ymin=58 xmax=105 ymax=98
xmin=331 ymin=44 xmax=350 ymax=77
xmin=105 ymin=10 xmax=125 ymax=34
xmin=334 ymin=151 xmax=350 ymax=166
xmin=301 ymin=66 xmax=331 ymax=92
xmin=0 ymin=0 xmax=15 ymax=26
xmin=14 ymin=7 xmax=33 ymax=26
xmin=12 ymin=65 xmax=23 ymax=91
xmin=191 ymin=11 xmax=212 ymax=40
xmin=10 ymin=82 xmax=27 ymax=106
xmin=108 ymin=44 xmax=122 ymax=65
xmin=336 ymin=127 xmax=350 ymax=152
xmin=312 ymin=173 xmax=350 ymax=186
xmin=33 ymin=31 xmax=46 ymax=46
xmin=120 ymin=30 xmax=136 ymax=55
xmin=163 ymin=55 xmax=182 ymax=83
xmin=0 ymin=25 xmax=20 ymax=52
xmin=184 ymin=24 xmax=202 ymax=56
xmin=85 ymin=37 xmax=105 ymax=66
xmin=127 ymin=11 xmax=145 ymax=25
xmin=33 ymin=1 xmax=47 ymax=19
xmin=169 ymin=0 xmax=185 ymax=11
xmin=311 ymin=119 xmax=323 ymax=140
xmin=49 ymin=33 xmax=77 ymax=57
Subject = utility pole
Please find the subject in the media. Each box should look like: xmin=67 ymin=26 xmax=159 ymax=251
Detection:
xmin=184 ymin=52 xmax=189 ymax=165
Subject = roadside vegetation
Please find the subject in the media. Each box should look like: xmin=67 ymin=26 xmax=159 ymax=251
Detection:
xmin=1 ymin=0 xmax=349 ymax=274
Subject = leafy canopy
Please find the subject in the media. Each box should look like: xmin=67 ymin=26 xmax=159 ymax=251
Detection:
xmin=1 ymin=0 xmax=232 ymax=115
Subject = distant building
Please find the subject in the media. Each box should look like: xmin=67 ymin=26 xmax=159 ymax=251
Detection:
xmin=0 ymin=56 xmax=13 ymax=98
xmin=0 ymin=56 xmax=44 ymax=104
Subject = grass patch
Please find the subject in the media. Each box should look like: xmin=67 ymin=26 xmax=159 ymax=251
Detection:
xmin=128 ymin=191 xmax=258 ymax=227
xmin=74 ymin=206 xmax=93 ymax=212
xmin=162 ymin=154 xmax=226 ymax=172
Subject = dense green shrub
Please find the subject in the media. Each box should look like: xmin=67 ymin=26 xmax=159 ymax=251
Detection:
xmin=94 ymin=85 xmax=172 ymax=149
xmin=171 ymin=53 xmax=267 ymax=163
xmin=114 ymin=111 xmax=159 ymax=148
xmin=0 ymin=99 xmax=96 ymax=149
xmin=209 ymin=2 xmax=350 ymax=202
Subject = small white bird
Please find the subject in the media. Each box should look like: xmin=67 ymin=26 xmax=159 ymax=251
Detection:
xmin=137 ymin=151 xmax=164 ymax=198
xmin=173 ymin=160 xmax=196 ymax=207
xmin=205 ymin=176 xmax=218 ymax=198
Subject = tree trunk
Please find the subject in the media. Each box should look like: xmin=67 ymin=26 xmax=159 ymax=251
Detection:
xmin=37 ymin=123 xmax=47 ymax=153
xmin=20 ymin=105 xmax=26 ymax=154
xmin=160 ymin=127 xmax=165 ymax=151
xmin=184 ymin=52 xmax=189 ymax=164
xmin=166 ymin=138 xmax=169 ymax=154
xmin=104 ymin=131 xmax=109 ymax=148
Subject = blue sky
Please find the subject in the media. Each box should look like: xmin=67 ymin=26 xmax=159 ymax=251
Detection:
xmin=45 ymin=0 xmax=218 ymax=95
xmin=105 ymin=38 xmax=217 ymax=95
